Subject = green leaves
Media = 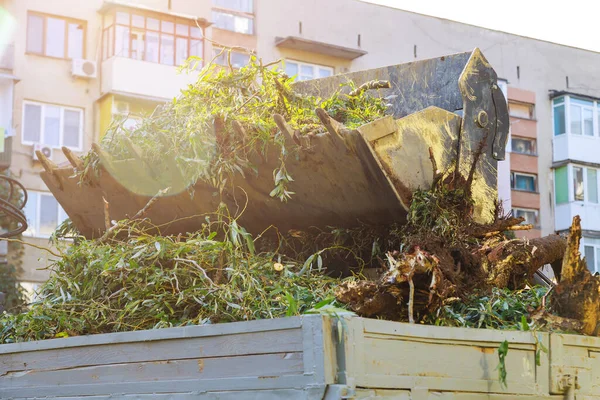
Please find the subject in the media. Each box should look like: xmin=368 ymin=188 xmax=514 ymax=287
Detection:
xmin=0 ymin=216 xmax=341 ymax=344
xmin=497 ymin=340 xmax=509 ymax=389
xmin=430 ymin=286 xmax=549 ymax=331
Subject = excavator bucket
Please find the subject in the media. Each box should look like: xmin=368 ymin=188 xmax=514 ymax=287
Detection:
xmin=39 ymin=48 xmax=508 ymax=239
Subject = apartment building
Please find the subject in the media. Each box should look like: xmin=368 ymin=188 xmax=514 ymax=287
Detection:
xmin=2 ymin=0 xmax=600 ymax=287
xmin=552 ymin=93 xmax=600 ymax=273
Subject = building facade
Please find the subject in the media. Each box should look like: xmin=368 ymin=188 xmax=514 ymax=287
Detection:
xmin=1 ymin=0 xmax=600 ymax=288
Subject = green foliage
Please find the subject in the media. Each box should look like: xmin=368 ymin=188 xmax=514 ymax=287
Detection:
xmin=407 ymin=184 xmax=474 ymax=246
xmin=497 ymin=340 xmax=509 ymax=389
xmin=0 ymin=215 xmax=340 ymax=343
xmin=428 ymin=286 xmax=548 ymax=330
xmin=82 ymin=51 xmax=387 ymax=201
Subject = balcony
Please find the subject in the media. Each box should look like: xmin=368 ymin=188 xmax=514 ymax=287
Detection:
xmin=553 ymin=133 xmax=600 ymax=165
xmin=101 ymin=57 xmax=199 ymax=101
xmin=555 ymin=202 xmax=600 ymax=232
xmin=0 ymin=44 xmax=14 ymax=70
xmin=552 ymin=94 xmax=600 ymax=164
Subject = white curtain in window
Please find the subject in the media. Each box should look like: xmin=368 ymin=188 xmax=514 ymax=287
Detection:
xmin=145 ymin=32 xmax=159 ymax=63
xmin=115 ymin=25 xmax=130 ymax=57
xmin=63 ymin=109 xmax=81 ymax=148
xmin=44 ymin=105 xmax=61 ymax=147
xmin=46 ymin=17 xmax=66 ymax=58
xmin=160 ymin=34 xmax=174 ymax=65
xmin=23 ymin=104 xmax=41 ymax=143
xmin=26 ymin=14 xmax=44 ymax=54
xmin=22 ymin=192 xmax=38 ymax=237
xmin=68 ymin=23 xmax=84 ymax=59
xmin=39 ymin=195 xmax=59 ymax=237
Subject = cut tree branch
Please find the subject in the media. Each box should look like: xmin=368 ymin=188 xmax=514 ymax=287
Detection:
xmin=349 ymin=80 xmax=391 ymax=97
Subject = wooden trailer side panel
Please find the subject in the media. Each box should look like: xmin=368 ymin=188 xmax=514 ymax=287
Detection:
xmin=549 ymin=333 xmax=600 ymax=396
xmin=0 ymin=316 xmax=334 ymax=399
xmin=341 ymin=317 xmax=550 ymax=396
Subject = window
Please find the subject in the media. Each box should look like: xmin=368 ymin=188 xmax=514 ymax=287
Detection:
xmin=102 ymin=9 xmax=204 ymax=67
xmin=23 ymin=191 xmax=68 ymax=238
xmin=571 ymin=165 xmax=599 ymax=203
xmin=553 ymin=97 xmax=565 ymax=136
xmin=213 ymin=48 xmax=251 ymax=68
xmin=113 ymin=114 xmax=141 ymax=131
xmin=570 ymin=98 xmax=594 ymax=136
xmin=512 ymin=208 xmax=539 ymax=228
xmin=573 ymin=166 xmax=584 ymax=201
xmin=284 ymin=60 xmax=334 ymax=81
xmin=509 ymin=102 xmax=534 ymax=119
xmin=555 ymin=165 xmax=568 ymax=204
xmin=583 ymin=237 xmax=600 ymax=274
xmin=511 ymin=137 xmax=536 ymax=155
xmin=553 ymin=95 xmax=600 ymax=137
xmin=212 ymin=11 xmax=253 ymax=34
xmin=212 ymin=0 xmax=254 ymax=34
xmin=589 ymin=169 xmax=598 ymax=203
xmin=22 ymin=101 xmax=83 ymax=149
xmin=26 ymin=12 xmax=85 ymax=59
xmin=510 ymin=172 xmax=537 ymax=192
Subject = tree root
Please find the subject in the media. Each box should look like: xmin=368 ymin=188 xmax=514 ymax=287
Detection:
xmin=551 ymin=216 xmax=600 ymax=336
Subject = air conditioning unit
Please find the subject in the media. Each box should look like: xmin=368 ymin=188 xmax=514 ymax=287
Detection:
xmin=112 ymin=100 xmax=130 ymax=115
xmin=32 ymin=144 xmax=52 ymax=161
xmin=72 ymin=59 xmax=97 ymax=79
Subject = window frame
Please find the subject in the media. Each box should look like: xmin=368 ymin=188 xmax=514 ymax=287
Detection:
xmin=101 ymin=7 xmax=205 ymax=67
xmin=582 ymin=237 xmax=600 ymax=274
xmin=212 ymin=47 xmax=251 ymax=69
xmin=512 ymin=207 xmax=540 ymax=228
xmin=26 ymin=11 xmax=87 ymax=60
xmin=508 ymin=101 xmax=535 ymax=120
xmin=553 ymin=95 xmax=600 ymax=137
xmin=511 ymin=137 xmax=537 ymax=156
xmin=211 ymin=0 xmax=255 ymax=35
xmin=284 ymin=59 xmax=334 ymax=81
xmin=510 ymin=171 xmax=537 ymax=193
xmin=21 ymin=100 xmax=84 ymax=151
xmin=23 ymin=191 xmax=68 ymax=239
xmin=568 ymin=164 xmax=600 ymax=204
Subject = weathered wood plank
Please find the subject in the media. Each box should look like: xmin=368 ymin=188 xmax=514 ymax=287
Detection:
xmin=10 ymin=386 xmax=327 ymax=400
xmin=0 ymin=316 xmax=305 ymax=355
xmin=358 ymin=336 xmax=543 ymax=394
xmin=359 ymin=317 xmax=540 ymax=344
xmin=0 ymin=375 xmax=321 ymax=398
xmin=353 ymin=390 xmax=561 ymax=400
xmin=0 ymin=328 xmax=303 ymax=375
xmin=2 ymin=352 xmax=303 ymax=389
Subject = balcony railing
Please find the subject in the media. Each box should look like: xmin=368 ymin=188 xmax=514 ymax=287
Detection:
xmin=101 ymin=56 xmax=199 ymax=101
xmin=0 ymin=44 xmax=14 ymax=70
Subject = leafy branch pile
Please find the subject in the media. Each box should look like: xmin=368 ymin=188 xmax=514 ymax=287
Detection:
xmin=0 ymin=214 xmax=339 ymax=343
